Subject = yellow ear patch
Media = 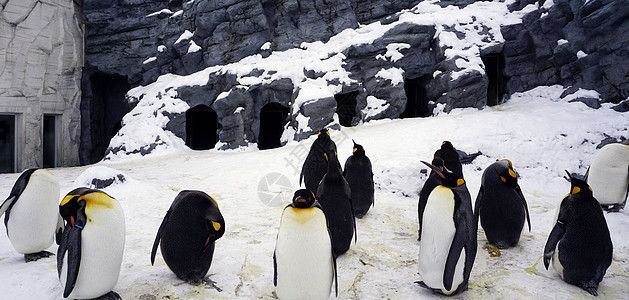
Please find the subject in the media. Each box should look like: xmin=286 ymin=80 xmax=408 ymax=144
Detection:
xmin=211 ymin=221 xmax=221 ymax=231
xmin=588 ymin=186 xmax=592 ymax=192
xmin=324 ymin=153 xmax=328 ymax=161
xmin=508 ymin=168 xmax=517 ymax=178
xmin=457 ymin=179 xmax=465 ymax=186
xmin=310 ymin=190 xmax=316 ymax=199
xmin=353 ymin=148 xmax=357 ymax=154
xmin=82 ymin=192 xmax=116 ymax=210
xmin=500 ymin=176 xmax=506 ymax=183
xmin=571 ymin=187 xmax=581 ymax=195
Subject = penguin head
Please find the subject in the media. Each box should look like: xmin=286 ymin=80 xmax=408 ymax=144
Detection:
xmin=317 ymin=128 xmax=330 ymax=138
xmin=292 ymin=189 xmax=316 ymax=208
xmin=352 ymin=140 xmax=365 ymax=156
xmin=203 ymin=194 xmax=225 ymax=241
xmin=441 ymin=141 xmax=454 ymax=151
xmin=422 ymin=160 xmax=465 ymax=188
xmin=565 ymin=170 xmax=593 ymax=196
xmin=497 ymin=159 xmax=518 ymax=186
xmin=60 ymin=187 xmax=115 ymax=229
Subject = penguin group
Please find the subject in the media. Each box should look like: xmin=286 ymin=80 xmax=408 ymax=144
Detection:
xmin=0 ymin=132 xmax=626 ymax=299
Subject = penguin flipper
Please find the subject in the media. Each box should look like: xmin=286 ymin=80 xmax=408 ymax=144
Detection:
xmin=332 ymin=251 xmax=338 ymax=297
xmin=543 ymin=220 xmax=566 ymax=270
xmin=273 ymin=251 xmax=277 ymax=287
xmin=473 ymin=186 xmax=483 ymax=225
xmin=443 ymin=220 xmax=466 ymax=292
xmin=151 ymin=209 xmax=172 ymax=265
xmin=516 ymin=185 xmax=531 ymax=231
xmin=55 ymin=213 xmax=64 ymax=245
xmin=0 ymin=196 xmax=16 ymax=223
xmin=61 ymin=224 xmax=83 ymax=298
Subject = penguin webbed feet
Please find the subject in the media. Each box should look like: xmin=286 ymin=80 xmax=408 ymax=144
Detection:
xmin=90 ymin=291 xmax=122 ymax=300
xmin=188 ymin=277 xmax=223 ymax=292
xmin=574 ymin=281 xmax=599 ymax=296
xmin=24 ymin=251 xmax=54 ymax=263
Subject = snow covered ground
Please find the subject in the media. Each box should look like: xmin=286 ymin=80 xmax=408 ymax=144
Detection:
xmin=1 ymin=86 xmax=628 ymax=299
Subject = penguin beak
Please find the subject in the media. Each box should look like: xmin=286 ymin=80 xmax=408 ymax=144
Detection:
xmin=297 ymin=197 xmax=307 ymax=203
xmin=421 ymin=161 xmax=445 ymax=179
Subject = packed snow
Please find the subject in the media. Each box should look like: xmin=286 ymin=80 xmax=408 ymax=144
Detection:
xmin=1 ymin=86 xmax=628 ymax=299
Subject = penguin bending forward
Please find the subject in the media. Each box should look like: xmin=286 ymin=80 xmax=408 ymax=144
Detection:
xmin=0 ymin=168 xmax=62 ymax=262
xmin=585 ymin=140 xmax=629 ymax=211
xmin=317 ymin=149 xmax=356 ymax=256
xmin=274 ymin=189 xmax=337 ymax=300
xmin=58 ymin=187 xmax=125 ymax=299
xmin=343 ymin=140 xmax=374 ymax=218
xmin=475 ymin=159 xmax=531 ymax=248
xmin=543 ymin=171 xmax=612 ymax=296
xmin=151 ymin=190 xmax=225 ymax=284
xmin=417 ymin=161 xmax=477 ymax=296
xmin=300 ymin=129 xmax=338 ymax=194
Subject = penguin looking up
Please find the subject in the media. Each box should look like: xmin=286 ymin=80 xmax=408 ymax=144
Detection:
xmin=585 ymin=140 xmax=629 ymax=211
xmin=0 ymin=168 xmax=62 ymax=262
xmin=475 ymin=159 xmax=531 ymax=249
xmin=543 ymin=171 xmax=613 ymax=296
xmin=151 ymin=190 xmax=225 ymax=284
xmin=417 ymin=161 xmax=477 ymax=296
xmin=57 ymin=187 xmax=125 ymax=300
xmin=343 ymin=140 xmax=374 ymax=218
xmin=433 ymin=141 xmax=463 ymax=179
xmin=274 ymin=189 xmax=337 ymax=299
xmin=300 ymin=129 xmax=337 ymax=195
xmin=317 ymin=148 xmax=356 ymax=256
xmin=417 ymin=157 xmax=445 ymax=241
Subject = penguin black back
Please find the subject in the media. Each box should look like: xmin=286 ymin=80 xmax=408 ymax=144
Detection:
xmin=434 ymin=141 xmax=463 ymax=179
xmin=343 ymin=140 xmax=374 ymax=218
xmin=151 ymin=190 xmax=225 ymax=284
xmin=0 ymin=168 xmax=37 ymax=227
xmin=543 ymin=172 xmax=612 ymax=296
xmin=300 ymin=129 xmax=338 ymax=194
xmin=317 ymin=149 xmax=355 ymax=256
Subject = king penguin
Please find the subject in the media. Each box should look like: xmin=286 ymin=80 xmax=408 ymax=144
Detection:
xmin=274 ymin=189 xmax=337 ymax=300
xmin=343 ymin=140 xmax=374 ymax=218
xmin=417 ymin=161 xmax=477 ymax=296
xmin=317 ymin=148 xmax=356 ymax=256
xmin=418 ymin=157 xmax=445 ymax=241
xmin=474 ymin=159 xmax=531 ymax=248
xmin=151 ymin=190 xmax=225 ymax=284
xmin=585 ymin=140 xmax=629 ymax=211
xmin=0 ymin=168 xmax=62 ymax=262
xmin=543 ymin=171 xmax=613 ymax=296
xmin=433 ymin=141 xmax=464 ymax=179
xmin=57 ymin=187 xmax=125 ymax=299
xmin=301 ymin=128 xmax=337 ymax=194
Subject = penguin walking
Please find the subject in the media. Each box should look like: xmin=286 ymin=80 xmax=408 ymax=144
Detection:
xmin=0 ymin=168 xmax=62 ymax=262
xmin=317 ymin=148 xmax=355 ymax=256
xmin=474 ymin=159 xmax=531 ymax=248
xmin=274 ymin=189 xmax=337 ymax=300
xmin=585 ymin=140 xmax=629 ymax=211
xmin=57 ymin=187 xmax=125 ymax=299
xmin=343 ymin=140 xmax=374 ymax=218
xmin=301 ymin=129 xmax=337 ymax=194
xmin=543 ymin=171 xmax=613 ymax=296
xmin=151 ymin=190 xmax=225 ymax=284
xmin=417 ymin=161 xmax=477 ymax=296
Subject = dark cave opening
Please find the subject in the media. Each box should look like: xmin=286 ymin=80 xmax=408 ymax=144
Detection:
xmin=43 ymin=115 xmax=57 ymax=168
xmin=186 ymin=105 xmax=220 ymax=150
xmin=401 ymin=75 xmax=431 ymax=118
xmin=0 ymin=115 xmax=15 ymax=173
xmin=334 ymin=91 xmax=359 ymax=127
xmin=481 ymin=52 xmax=507 ymax=106
xmin=258 ymin=102 xmax=289 ymax=150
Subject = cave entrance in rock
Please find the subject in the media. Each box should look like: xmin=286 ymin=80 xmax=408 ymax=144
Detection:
xmin=0 ymin=115 xmax=15 ymax=173
xmin=334 ymin=91 xmax=358 ymax=127
xmin=481 ymin=52 xmax=507 ymax=106
xmin=258 ymin=103 xmax=289 ymax=150
xmin=43 ymin=114 xmax=57 ymax=168
xmin=401 ymin=75 xmax=431 ymax=118
xmin=186 ymin=105 xmax=220 ymax=150
xmin=88 ymin=72 xmax=130 ymax=164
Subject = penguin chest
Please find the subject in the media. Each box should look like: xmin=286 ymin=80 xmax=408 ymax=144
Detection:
xmin=419 ymin=187 xmax=465 ymax=295
xmin=275 ymin=207 xmax=334 ymax=300
xmin=588 ymin=145 xmax=629 ymax=205
xmin=7 ymin=172 xmax=59 ymax=253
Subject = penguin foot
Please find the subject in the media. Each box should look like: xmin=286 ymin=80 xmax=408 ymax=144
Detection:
xmin=91 ymin=291 xmax=122 ymax=300
xmin=576 ymin=282 xmax=599 ymax=296
xmin=24 ymin=251 xmax=54 ymax=262
xmin=482 ymin=243 xmax=501 ymax=257
xmin=606 ymin=204 xmax=623 ymax=213
xmin=198 ymin=277 xmax=222 ymax=292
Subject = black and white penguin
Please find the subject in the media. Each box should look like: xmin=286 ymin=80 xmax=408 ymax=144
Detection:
xmin=151 ymin=190 xmax=225 ymax=284
xmin=57 ymin=187 xmax=125 ymax=299
xmin=300 ymin=128 xmax=338 ymax=194
xmin=543 ymin=171 xmax=613 ymax=296
xmin=274 ymin=189 xmax=337 ymax=300
xmin=418 ymin=157 xmax=445 ymax=241
xmin=417 ymin=161 xmax=477 ymax=296
xmin=585 ymin=140 xmax=629 ymax=211
xmin=0 ymin=168 xmax=62 ymax=262
xmin=433 ymin=141 xmax=463 ymax=179
xmin=343 ymin=140 xmax=374 ymax=218
xmin=474 ymin=159 xmax=531 ymax=248
xmin=317 ymin=148 xmax=355 ymax=256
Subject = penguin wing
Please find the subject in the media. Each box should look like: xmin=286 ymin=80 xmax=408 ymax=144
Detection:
xmin=273 ymin=250 xmax=277 ymax=287
xmin=151 ymin=209 xmax=172 ymax=265
xmin=543 ymin=220 xmax=566 ymax=270
xmin=516 ymin=185 xmax=531 ymax=232
xmin=443 ymin=211 xmax=468 ymax=292
xmin=473 ymin=186 xmax=483 ymax=225
xmin=0 ymin=196 xmax=16 ymax=230
xmin=55 ymin=213 xmax=64 ymax=245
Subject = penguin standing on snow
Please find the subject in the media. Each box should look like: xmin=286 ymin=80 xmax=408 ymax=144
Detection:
xmin=317 ymin=148 xmax=356 ymax=256
xmin=417 ymin=161 xmax=477 ymax=296
xmin=543 ymin=171 xmax=612 ymax=296
xmin=301 ymin=129 xmax=337 ymax=194
xmin=0 ymin=168 xmax=62 ymax=262
xmin=274 ymin=189 xmax=337 ymax=300
xmin=475 ymin=159 xmax=531 ymax=248
xmin=151 ymin=190 xmax=225 ymax=284
xmin=343 ymin=140 xmax=374 ymax=218
xmin=57 ymin=187 xmax=125 ymax=299
xmin=585 ymin=140 xmax=629 ymax=211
